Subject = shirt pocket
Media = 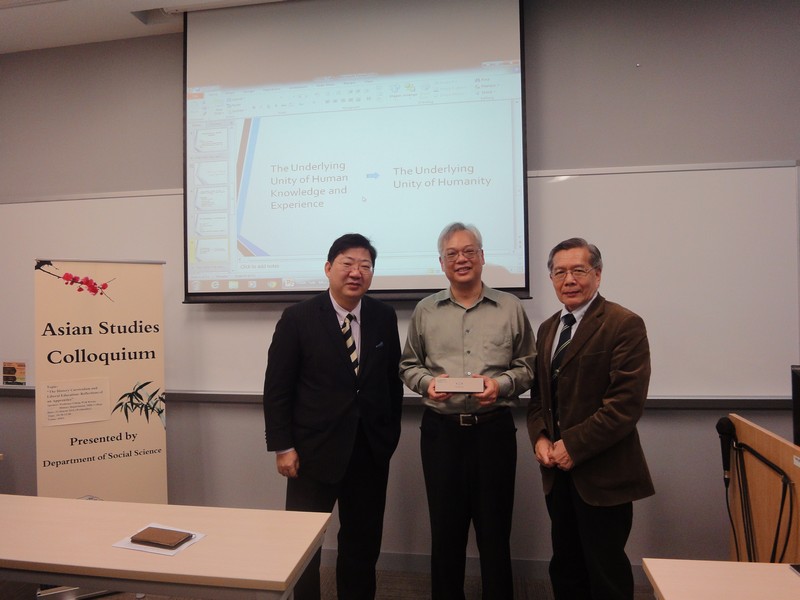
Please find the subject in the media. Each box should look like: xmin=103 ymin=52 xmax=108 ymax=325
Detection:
xmin=481 ymin=330 xmax=512 ymax=368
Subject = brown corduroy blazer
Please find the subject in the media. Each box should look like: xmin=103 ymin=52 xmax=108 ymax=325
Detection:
xmin=527 ymin=295 xmax=655 ymax=506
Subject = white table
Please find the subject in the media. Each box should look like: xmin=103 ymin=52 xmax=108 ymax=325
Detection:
xmin=0 ymin=494 xmax=330 ymax=600
xmin=643 ymin=557 xmax=800 ymax=600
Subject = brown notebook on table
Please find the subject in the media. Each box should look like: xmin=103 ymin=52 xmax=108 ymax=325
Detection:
xmin=130 ymin=526 xmax=194 ymax=549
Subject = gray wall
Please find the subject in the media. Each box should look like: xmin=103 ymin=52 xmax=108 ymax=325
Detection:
xmin=0 ymin=34 xmax=182 ymax=202
xmin=523 ymin=0 xmax=800 ymax=170
xmin=1 ymin=0 xmax=798 ymax=576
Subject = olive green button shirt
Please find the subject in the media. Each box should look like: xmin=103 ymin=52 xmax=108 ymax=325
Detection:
xmin=400 ymin=285 xmax=536 ymax=414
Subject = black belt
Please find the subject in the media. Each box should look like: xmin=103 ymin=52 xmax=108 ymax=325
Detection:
xmin=430 ymin=406 xmax=509 ymax=427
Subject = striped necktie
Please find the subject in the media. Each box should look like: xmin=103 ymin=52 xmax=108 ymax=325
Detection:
xmin=551 ymin=312 xmax=576 ymax=379
xmin=342 ymin=313 xmax=359 ymax=375
xmin=550 ymin=313 xmax=575 ymax=440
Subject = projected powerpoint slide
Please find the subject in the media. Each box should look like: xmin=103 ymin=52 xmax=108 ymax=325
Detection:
xmin=185 ymin=64 xmax=527 ymax=292
xmin=236 ymin=101 xmax=517 ymax=267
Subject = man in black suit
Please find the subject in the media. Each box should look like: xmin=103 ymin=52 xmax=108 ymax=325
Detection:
xmin=263 ymin=233 xmax=403 ymax=600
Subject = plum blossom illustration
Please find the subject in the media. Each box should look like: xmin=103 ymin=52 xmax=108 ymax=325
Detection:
xmin=35 ymin=260 xmax=113 ymax=300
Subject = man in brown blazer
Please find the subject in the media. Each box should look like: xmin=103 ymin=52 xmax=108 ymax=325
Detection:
xmin=528 ymin=237 xmax=654 ymax=600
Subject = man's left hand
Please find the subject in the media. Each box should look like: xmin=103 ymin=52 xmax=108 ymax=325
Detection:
xmin=549 ymin=439 xmax=574 ymax=470
xmin=472 ymin=375 xmax=500 ymax=406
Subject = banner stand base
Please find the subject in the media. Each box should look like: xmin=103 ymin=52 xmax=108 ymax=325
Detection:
xmin=37 ymin=586 xmax=112 ymax=600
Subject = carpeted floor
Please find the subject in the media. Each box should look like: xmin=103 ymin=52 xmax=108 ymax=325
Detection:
xmin=321 ymin=568 xmax=655 ymax=600
xmin=3 ymin=568 xmax=656 ymax=599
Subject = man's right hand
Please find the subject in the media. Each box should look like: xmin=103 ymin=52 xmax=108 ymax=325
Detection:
xmin=534 ymin=434 xmax=555 ymax=468
xmin=426 ymin=375 xmax=453 ymax=402
xmin=276 ymin=449 xmax=300 ymax=478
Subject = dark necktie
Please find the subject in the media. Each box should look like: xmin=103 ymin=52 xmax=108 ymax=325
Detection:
xmin=550 ymin=313 xmax=576 ymax=439
xmin=342 ymin=313 xmax=359 ymax=375
xmin=551 ymin=313 xmax=576 ymax=379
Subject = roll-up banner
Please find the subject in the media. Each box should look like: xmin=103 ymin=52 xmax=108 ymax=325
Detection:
xmin=34 ymin=260 xmax=167 ymax=502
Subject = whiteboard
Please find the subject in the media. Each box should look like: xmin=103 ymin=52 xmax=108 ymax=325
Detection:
xmin=527 ymin=164 xmax=799 ymax=399
xmin=1 ymin=164 xmax=798 ymax=399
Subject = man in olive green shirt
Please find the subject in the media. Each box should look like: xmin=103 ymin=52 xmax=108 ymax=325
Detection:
xmin=400 ymin=222 xmax=536 ymax=600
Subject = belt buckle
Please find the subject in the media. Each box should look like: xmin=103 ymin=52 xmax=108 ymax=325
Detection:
xmin=458 ymin=413 xmax=477 ymax=426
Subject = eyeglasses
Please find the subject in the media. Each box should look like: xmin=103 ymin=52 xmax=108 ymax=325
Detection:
xmin=442 ymin=247 xmax=481 ymax=262
xmin=336 ymin=260 xmax=374 ymax=274
xmin=550 ymin=267 xmax=595 ymax=281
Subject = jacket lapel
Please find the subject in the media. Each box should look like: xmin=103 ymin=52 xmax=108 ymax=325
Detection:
xmin=539 ymin=313 xmax=560 ymax=405
xmin=356 ymin=297 xmax=378 ymax=380
xmin=542 ymin=313 xmax=560 ymax=375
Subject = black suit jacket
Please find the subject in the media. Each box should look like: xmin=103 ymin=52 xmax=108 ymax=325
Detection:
xmin=527 ymin=295 xmax=655 ymax=506
xmin=263 ymin=292 xmax=403 ymax=484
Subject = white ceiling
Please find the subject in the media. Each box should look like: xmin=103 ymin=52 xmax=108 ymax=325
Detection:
xmin=0 ymin=0 xmax=281 ymax=55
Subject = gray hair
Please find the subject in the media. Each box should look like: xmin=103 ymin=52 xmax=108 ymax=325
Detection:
xmin=547 ymin=237 xmax=603 ymax=272
xmin=437 ymin=222 xmax=483 ymax=256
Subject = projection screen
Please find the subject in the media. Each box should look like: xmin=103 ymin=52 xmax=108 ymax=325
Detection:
xmin=185 ymin=0 xmax=527 ymax=302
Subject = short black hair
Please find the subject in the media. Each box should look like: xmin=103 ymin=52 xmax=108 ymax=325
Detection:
xmin=327 ymin=233 xmax=377 ymax=264
xmin=547 ymin=237 xmax=603 ymax=272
